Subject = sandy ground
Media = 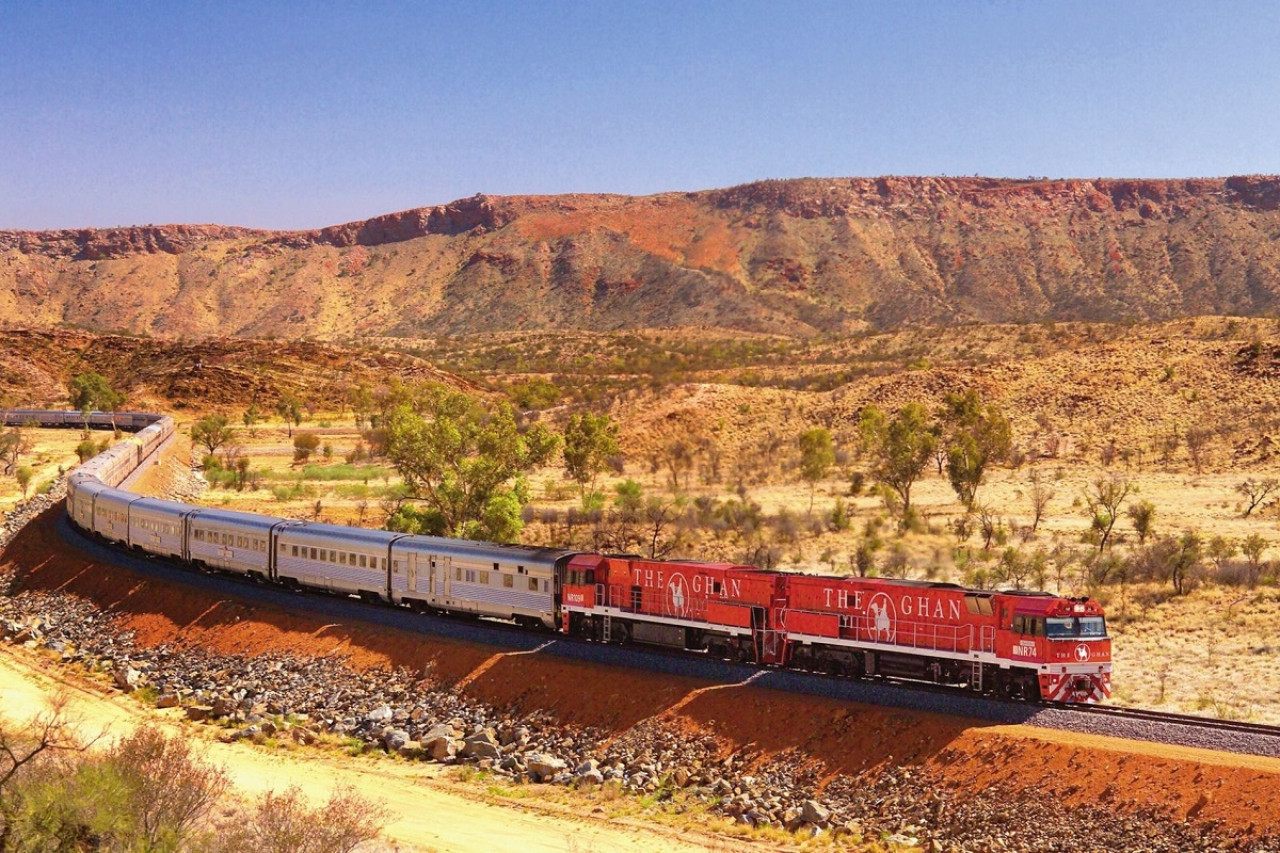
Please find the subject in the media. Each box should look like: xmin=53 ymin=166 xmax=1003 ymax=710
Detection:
xmin=0 ymin=644 xmax=756 ymax=853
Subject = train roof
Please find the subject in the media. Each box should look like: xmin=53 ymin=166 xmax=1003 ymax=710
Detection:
xmin=396 ymin=535 xmax=577 ymax=562
xmin=277 ymin=522 xmax=401 ymax=547
xmin=129 ymin=496 xmax=197 ymax=514
xmin=186 ymin=506 xmax=291 ymax=532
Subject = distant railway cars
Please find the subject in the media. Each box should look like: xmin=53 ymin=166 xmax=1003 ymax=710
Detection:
xmin=14 ymin=408 xmax=1112 ymax=705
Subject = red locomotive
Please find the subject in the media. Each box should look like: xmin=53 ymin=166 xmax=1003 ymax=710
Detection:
xmin=562 ymin=556 xmax=1110 ymax=704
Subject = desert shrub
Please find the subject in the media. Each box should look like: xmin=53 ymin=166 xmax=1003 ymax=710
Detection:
xmin=293 ymin=433 xmax=321 ymax=462
xmin=208 ymin=785 xmax=388 ymax=853
xmin=1210 ymin=560 xmax=1255 ymax=588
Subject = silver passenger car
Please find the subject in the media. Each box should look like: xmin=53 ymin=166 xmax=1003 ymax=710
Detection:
xmin=92 ymin=486 xmax=138 ymax=544
xmin=390 ymin=537 xmax=573 ymax=627
xmin=66 ymin=475 xmax=110 ymax=532
xmin=275 ymin=523 xmax=403 ymax=601
xmin=127 ymin=497 xmax=193 ymax=559
xmin=186 ymin=507 xmax=290 ymax=577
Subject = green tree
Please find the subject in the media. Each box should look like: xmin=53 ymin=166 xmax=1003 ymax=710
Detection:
xmin=1083 ymin=474 xmax=1133 ymax=552
xmin=384 ymin=384 xmax=559 ymax=540
xmin=1127 ymin=499 xmax=1156 ymax=545
xmin=1242 ymin=533 xmax=1268 ymax=587
xmin=191 ymin=414 xmax=236 ymax=457
xmin=798 ymin=427 xmax=835 ymax=513
xmin=858 ymin=403 xmax=937 ymax=521
xmin=0 ymin=427 xmax=29 ymax=476
xmin=941 ymin=389 xmax=1012 ymax=509
xmin=243 ymin=404 xmax=262 ymax=435
xmin=1168 ymin=531 xmax=1203 ymax=596
xmin=15 ymin=465 xmax=32 ymax=497
xmin=75 ymin=439 xmax=98 ymax=463
xmin=614 ymin=478 xmax=644 ymax=519
xmin=563 ymin=412 xmax=620 ymax=501
xmin=275 ymin=394 xmax=303 ymax=437
xmin=68 ymin=371 xmax=125 ymax=432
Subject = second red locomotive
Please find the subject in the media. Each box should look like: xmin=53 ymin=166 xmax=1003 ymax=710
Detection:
xmin=562 ymin=554 xmax=1110 ymax=703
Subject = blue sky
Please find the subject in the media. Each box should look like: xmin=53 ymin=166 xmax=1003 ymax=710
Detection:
xmin=2 ymin=2 xmax=1278 ymax=230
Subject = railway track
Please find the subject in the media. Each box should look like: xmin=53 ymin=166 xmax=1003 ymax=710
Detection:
xmin=1047 ymin=701 xmax=1280 ymax=741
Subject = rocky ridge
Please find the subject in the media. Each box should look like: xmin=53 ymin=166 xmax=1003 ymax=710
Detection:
xmin=4 ymin=176 xmax=1280 ymax=338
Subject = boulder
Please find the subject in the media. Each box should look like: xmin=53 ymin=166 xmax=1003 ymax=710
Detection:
xmin=382 ymin=728 xmax=410 ymax=751
xmin=802 ymin=799 xmax=831 ymax=826
xmin=114 ymin=667 xmax=142 ymax=691
xmin=526 ymin=753 xmax=567 ymax=781
xmin=462 ymin=731 xmax=501 ymax=760
xmin=425 ymin=736 xmax=457 ymax=761
xmin=398 ymin=741 xmax=425 ymax=759
xmin=365 ymin=704 xmax=394 ymax=723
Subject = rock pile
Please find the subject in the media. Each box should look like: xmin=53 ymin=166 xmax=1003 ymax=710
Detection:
xmin=0 ymin=479 xmax=66 ymax=551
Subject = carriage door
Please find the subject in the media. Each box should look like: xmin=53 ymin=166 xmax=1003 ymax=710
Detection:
xmin=407 ymin=552 xmax=418 ymax=594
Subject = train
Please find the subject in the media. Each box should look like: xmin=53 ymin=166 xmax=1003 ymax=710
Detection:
xmin=5 ymin=409 xmax=1112 ymax=704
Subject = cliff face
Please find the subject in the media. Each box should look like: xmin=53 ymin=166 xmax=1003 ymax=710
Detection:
xmin=3 ymin=176 xmax=1279 ymax=339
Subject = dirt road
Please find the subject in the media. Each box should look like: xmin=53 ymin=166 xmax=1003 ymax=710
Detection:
xmin=0 ymin=646 xmax=750 ymax=853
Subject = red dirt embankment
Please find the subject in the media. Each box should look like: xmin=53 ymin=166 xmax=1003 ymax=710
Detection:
xmin=6 ymin=505 xmax=1280 ymax=844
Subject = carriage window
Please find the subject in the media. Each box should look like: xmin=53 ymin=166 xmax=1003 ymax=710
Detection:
xmin=455 ymin=567 xmax=462 ymax=581
xmin=479 ymin=571 xmax=490 ymax=585
xmin=466 ymin=570 xmax=476 ymax=583
xmin=381 ymin=558 xmax=387 ymax=570
xmin=493 ymin=562 xmax=500 ymax=572
xmin=291 ymin=545 xmax=298 ymax=556
xmin=503 ymin=574 xmax=513 ymax=588
xmin=309 ymin=548 xmax=317 ymax=560
xmin=518 ymin=565 xmax=525 ymax=574
xmin=529 ymin=577 xmax=539 ymax=591
xmin=359 ymin=555 xmax=367 ymax=568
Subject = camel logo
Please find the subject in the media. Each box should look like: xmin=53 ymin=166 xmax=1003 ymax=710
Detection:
xmin=1074 ymin=643 xmax=1090 ymax=662
xmin=667 ymin=575 xmax=690 ymax=618
xmin=867 ymin=593 xmax=896 ymax=643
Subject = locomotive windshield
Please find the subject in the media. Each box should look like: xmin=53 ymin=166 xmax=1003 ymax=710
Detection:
xmin=1046 ymin=616 xmax=1107 ymax=639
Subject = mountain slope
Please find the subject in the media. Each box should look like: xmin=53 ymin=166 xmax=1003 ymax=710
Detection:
xmin=3 ymin=176 xmax=1280 ymax=339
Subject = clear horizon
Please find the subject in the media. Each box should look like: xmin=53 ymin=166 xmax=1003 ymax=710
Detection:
xmin=3 ymin=1 xmax=1278 ymax=231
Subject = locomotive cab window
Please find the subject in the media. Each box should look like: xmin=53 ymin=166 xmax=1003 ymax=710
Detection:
xmin=1047 ymin=616 xmax=1108 ymax=638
